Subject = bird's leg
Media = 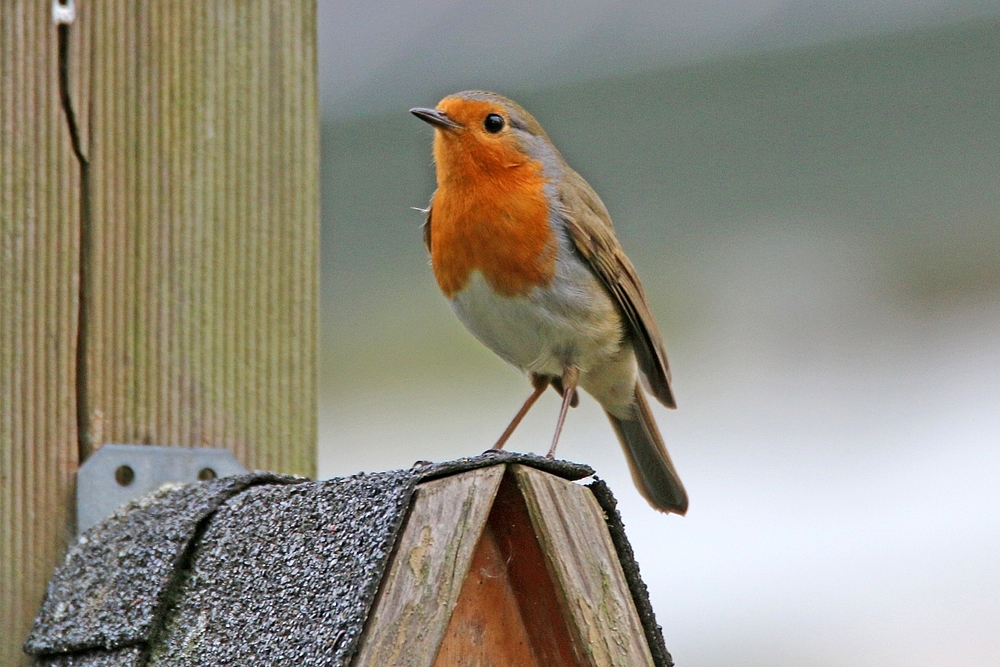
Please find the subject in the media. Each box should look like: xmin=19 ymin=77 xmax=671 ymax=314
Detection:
xmin=546 ymin=366 xmax=579 ymax=459
xmin=492 ymin=374 xmax=549 ymax=450
xmin=550 ymin=377 xmax=580 ymax=407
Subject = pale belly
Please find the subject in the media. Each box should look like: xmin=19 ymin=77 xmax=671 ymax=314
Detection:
xmin=449 ymin=269 xmax=639 ymax=416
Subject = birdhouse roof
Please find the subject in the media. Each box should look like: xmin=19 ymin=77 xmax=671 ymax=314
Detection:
xmin=25 ymin=451 xmax=673 ymax=666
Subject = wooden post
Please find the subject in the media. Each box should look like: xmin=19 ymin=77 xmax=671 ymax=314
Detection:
xmin=0 ymin=2 xmax=318 ymax=664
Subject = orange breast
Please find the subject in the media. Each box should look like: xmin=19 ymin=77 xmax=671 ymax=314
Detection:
xmin=430 ymin=137 xmax=556 ymax=299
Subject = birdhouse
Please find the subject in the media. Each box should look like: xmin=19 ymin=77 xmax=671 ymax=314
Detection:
xmin=24 ymin=452 xmax=674 ymax=666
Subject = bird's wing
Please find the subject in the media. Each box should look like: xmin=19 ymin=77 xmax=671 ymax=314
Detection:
xmin=557 ymin=169 xmax=676 ymax=408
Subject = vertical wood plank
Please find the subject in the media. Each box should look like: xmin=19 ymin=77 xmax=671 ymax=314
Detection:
xmin=83 ymin=1 xmax=318 ymax=473
xmin=512 ymin=465 xmax=657 ymax=667
xmin=0 ymin=3 xmax=79 ymax=665
xmin=0 ymin=2 xmax=318 ymax=664
xmin=432 ymin=524 xmax=543 ymax=667
xmin=354 ymin=466 xmax=505 ymax=667
xmin=488 ymin=470 xmax=585 ymax=667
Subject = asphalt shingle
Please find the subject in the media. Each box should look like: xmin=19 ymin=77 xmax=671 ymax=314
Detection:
xmin=25 ymin=472 xmax=303 ymax=657
xmin=33 ymin=647 xmax=143 ymax=667
xmin=147 ymin=468 xmax=416 ymax=666
xmin=25 ymin=452 xmax=671 ymax=666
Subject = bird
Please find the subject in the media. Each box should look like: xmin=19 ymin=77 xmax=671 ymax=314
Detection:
xmin=410 ymin=91 xmax=687 ymax=515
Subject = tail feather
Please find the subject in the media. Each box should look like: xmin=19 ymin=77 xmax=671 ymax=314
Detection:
xmin=606 ymin=384 xmax=688 ymax=515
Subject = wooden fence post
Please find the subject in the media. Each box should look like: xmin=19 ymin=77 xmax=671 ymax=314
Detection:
xmin=0 ymin=2 xmax=319 ymax=664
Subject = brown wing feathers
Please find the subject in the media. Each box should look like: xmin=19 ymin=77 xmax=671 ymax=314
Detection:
xmin=558 ymin=171 xmax=676 ymax=409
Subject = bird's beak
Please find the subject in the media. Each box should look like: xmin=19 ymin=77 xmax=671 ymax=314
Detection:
xmin=410 ymin=107 xmax=462 ymax=131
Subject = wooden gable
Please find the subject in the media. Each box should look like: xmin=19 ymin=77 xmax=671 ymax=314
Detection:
xmin=355 ymin=464 xmax=656 ymax=667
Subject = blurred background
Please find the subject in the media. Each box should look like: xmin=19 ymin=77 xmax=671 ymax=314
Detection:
xmin=316 ymin=2 xmax=1000 ymax=665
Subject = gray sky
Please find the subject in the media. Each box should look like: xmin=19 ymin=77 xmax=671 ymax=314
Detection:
xmin=318 ymin=0 xmax=999 ymax=119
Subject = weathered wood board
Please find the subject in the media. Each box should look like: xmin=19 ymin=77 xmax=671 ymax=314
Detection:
xmin=0 ymin=2 xmax=318 ymax=664
xmin=432 ymin=523 xmax=543 ymax=667
xmin=356 ymin=464 xmax=658 ymax=667
xmin=354 ymin=466 xmax=505 ymax=667
xmin=513 ymin=464 xmax=657 ymax=667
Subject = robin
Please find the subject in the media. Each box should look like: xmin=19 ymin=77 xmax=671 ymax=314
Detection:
xmin=411 ymin=91 xmax=688 ymax=515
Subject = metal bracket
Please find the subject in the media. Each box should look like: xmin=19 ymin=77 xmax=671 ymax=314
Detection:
xmin=76 ymin=444 xmax=248 ymax=533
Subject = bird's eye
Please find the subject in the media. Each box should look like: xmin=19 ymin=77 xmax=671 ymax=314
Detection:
xmin=484 ymin=113 xmax=505 ymax=134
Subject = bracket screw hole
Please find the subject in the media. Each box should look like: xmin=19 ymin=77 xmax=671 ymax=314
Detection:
xmin=115 ymin=465 xmax=135 ymax=487
xmin=197 ymin=467 xmax=217 ymax=481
